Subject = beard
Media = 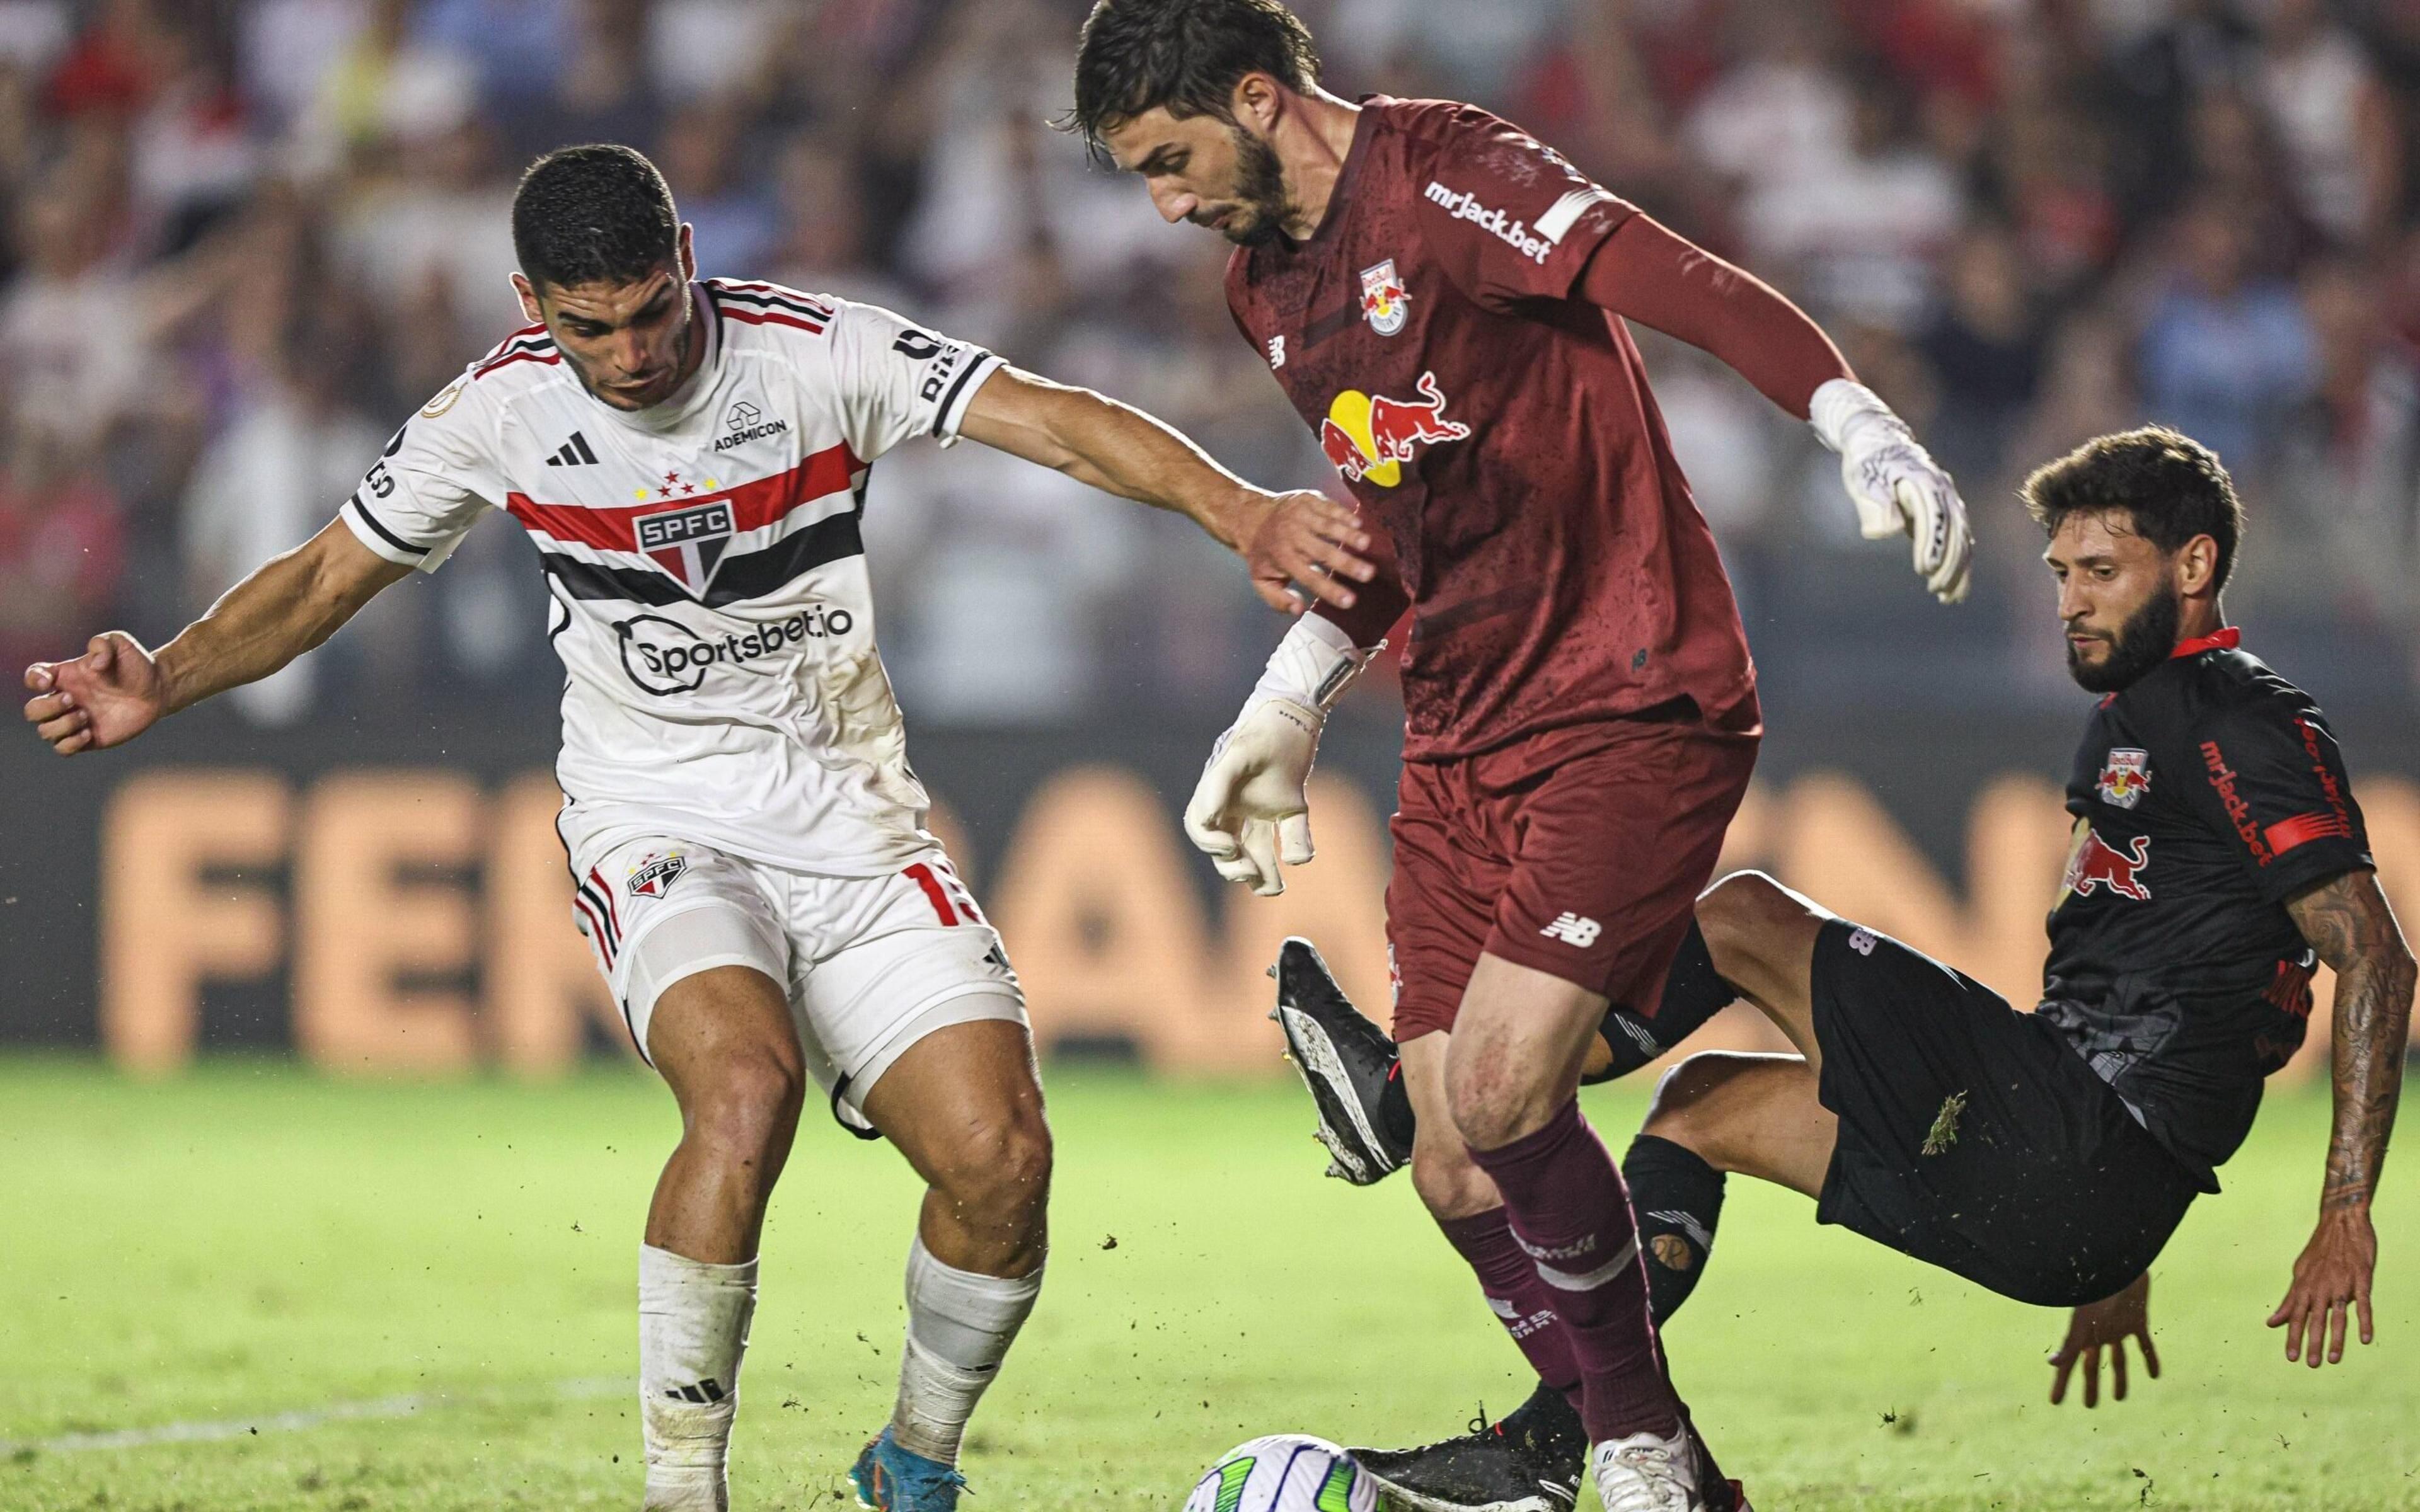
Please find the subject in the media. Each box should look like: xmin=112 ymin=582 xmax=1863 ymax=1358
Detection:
xmin=1214 ymin=127 xmax=1297 ymax=248
xmin=2065 ymin=583 xmax=2182 ymax=693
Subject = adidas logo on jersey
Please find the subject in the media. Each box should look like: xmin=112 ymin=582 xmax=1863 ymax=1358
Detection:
xmin=545 ymin=431 xmax=600 ymax=467
xmin=665 ymin=1378 xmax=726 ymax=1405
xmin=1539 ymin=912 xmax=1602 ymax=948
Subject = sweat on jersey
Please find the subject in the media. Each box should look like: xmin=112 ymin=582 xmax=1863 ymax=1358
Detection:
xmin=337 ymin=280 xmax=1001 ymax=875
xmin=1224 ymin=96 xmax=1759 ymax=764
xmin=2038 ymin=627 xmax=2373 ymax=1188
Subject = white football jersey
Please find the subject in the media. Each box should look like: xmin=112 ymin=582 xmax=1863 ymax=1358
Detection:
xmin=338 ymin=279 xmax=1003 ymax=875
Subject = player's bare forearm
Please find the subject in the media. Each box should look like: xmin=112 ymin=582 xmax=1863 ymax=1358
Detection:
xmin=958 ymin=364 xmax=1259 ymax=538
xmin=2289 ymin=869 xmax=2414 ymax=1214
xmin=155 ymin=522 xmax=408 ymax=713
xmin=24 ymin=520 xmax=403 ymax=755
xmin=956 ymin=365 xmax=1376 ymax=613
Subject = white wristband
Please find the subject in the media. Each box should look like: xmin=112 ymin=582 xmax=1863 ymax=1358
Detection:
xmin=1247 ymin=612 xmax=1377 ymax=716
xmin=1808 ymin=377 xmax=1910 ymax=455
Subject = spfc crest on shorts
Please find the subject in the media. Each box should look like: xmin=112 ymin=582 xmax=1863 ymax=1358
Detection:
xmin=2097 ymin=748 xmax=2151 ymax=810
xmin=636 ymin=500 xmax=736 ymax=598
xmin=627 ymin=851 xmax=688 ymax=898
xmin=1359 ymin=259 xmax=1410 ymax=336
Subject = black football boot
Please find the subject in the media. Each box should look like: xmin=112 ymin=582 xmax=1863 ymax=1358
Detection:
xmin=1351 ymin=1383 xmax=1586 ymax=1512
xmin=1269 ymin=936 xmax=1410 ymax=1185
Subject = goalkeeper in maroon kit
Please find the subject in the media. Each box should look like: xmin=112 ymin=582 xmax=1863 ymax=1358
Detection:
xmin=1066 ymin=3 xmax=1975 ymax=1510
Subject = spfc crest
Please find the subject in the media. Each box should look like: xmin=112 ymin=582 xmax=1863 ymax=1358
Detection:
xmin=1359 ymin=259 xmax=1410 ymax=336
xmin=635 ymin=499 xmax=736 ymax=598
xmin=2097 ymin=748 xmax=2151 ymax=810
xmin=627 ymin=851 xmax=688 ymax=898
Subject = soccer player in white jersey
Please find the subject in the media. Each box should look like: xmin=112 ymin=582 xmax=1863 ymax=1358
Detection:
xmin=20 ymin=145 xmax=1376 ymax=1512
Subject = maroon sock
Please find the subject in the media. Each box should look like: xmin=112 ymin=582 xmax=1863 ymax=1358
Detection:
xmin=1464 ymin=1099 xmax=1680 ymax=1443
xmin=1434 ymin=1207 xmax=1586 ymax=1414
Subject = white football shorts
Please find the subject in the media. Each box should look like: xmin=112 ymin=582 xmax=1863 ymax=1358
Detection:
xmin=568 ymin=837 xmax=1025 ymax=1133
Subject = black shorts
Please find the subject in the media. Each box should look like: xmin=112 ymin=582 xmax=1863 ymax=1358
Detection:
xmin=1810 ymin=920 xmax=2200 ymax=1307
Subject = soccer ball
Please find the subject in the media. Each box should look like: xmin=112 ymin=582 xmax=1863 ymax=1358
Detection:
xmin=1181 ymin=1435 xmax=1377 ymax=1512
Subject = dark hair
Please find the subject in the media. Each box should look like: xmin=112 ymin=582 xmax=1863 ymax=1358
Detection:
xmin=511 ymin=144 xmax=679 ymax=292
xmin=1063 ymin=0 xmax=1321 ymax=164
xmin=2022 ymin=425 xmax=2245 ymax=592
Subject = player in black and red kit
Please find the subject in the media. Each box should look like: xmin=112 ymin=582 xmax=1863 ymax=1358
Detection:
xmin=1066 ymin=4 xmax=1976 ymax=1510
xmin=1259 ymin=428 xmax=2414 ymax=1500
xmin=1611 ymin=427 xmax=2410 ymax=1406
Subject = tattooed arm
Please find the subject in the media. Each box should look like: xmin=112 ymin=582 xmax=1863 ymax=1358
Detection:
xmin=2271 ymin=868 xmax=2414 ymax=1366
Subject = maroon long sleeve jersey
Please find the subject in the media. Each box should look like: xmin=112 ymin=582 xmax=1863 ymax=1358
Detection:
xmin=1227 ymin=96 xmax=1845 ymax=760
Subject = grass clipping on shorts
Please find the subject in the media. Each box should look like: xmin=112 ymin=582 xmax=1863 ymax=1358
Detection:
xmin=1920 ymin=1090 xmax=1968 ymax=1157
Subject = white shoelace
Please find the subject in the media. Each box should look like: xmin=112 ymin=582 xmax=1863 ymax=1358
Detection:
xmin=1593 ymin=1439 xmax=1695 ymax=1512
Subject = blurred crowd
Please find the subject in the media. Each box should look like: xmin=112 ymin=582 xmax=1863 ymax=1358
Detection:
xmin=4 ymin=0 xmax=2420 ymax=730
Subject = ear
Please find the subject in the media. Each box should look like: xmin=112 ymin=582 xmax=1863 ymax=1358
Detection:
xmin=1231 ymin=71 xmax=1283 ymax=134
xmin=511 ymin=272 xmax=543 ymax=326
xmin=2176 ymin=533 xmax=2220 ymax=598
xmin=677 ymin=222 xmax=696 ymax=282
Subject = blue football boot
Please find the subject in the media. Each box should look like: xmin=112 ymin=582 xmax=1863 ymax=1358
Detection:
xmin=851 ymin=1427 xmax=969 ymax=1511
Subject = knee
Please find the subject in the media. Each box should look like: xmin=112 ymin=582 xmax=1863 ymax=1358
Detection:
xmin=1443 ymin=1050 xmax=1545 ymax=1154
xmin=931 ymin=1108 xmax=1054 ymax=1220
xmin=1640 ymin=1052 xmax=1754 ymax=1164
xmin=1697 ymin=871 xmax=1799 ymax=980
xmin=1409 ymin=1135 xmax=1496 ymax=1222
xmin=688 ymin=1043 xmax=808 ymax=1158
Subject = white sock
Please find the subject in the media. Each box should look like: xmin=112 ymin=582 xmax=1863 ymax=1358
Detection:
xmin=887 ymin=1237 xmax=1042 ymax=1466
xmin=639 ymin=1244 xmax=759 ymax=1512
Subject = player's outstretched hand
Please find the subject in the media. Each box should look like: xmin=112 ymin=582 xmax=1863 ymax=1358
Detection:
xmin=1238 ymin=490 xmax=1376 ymax=616
xmin=1842 ymin=435 xmax=1973 ymax=605
xmin=1184 ymin=699 xmax=1320 ymax=896
xmin=21 ymin=633 xmax=168 ymax=755
xmin=2049 ymin=1271 xmax=2158 ymax=1407
xmin=2268 ymin=1206 xmax=2377 ymax=1368
xmin=1809 ymin=378 xmax=1974 ymax=604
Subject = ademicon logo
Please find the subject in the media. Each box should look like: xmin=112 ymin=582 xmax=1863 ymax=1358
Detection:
xmin=616 ymin=607 xmax=855 ymax=695
xmin=714 ymin=399 xmax=790 ymax=452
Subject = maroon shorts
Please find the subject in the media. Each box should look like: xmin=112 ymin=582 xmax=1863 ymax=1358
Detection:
xmin=1385 ymin=714 xmax=1759 ymax=1043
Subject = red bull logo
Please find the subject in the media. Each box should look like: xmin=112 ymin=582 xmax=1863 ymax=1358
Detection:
xmin=2096 ymin=747 xmax=2151 ymax=810
xmin=1359 ymin=258 xmax=1410 ymax=336
xmin=1320 ymin=370 xmax=1472 ymax=488
xmin=2061 ymin=823 xmax=2152 ymax=903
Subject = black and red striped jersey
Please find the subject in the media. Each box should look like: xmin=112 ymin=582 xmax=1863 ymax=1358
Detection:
xmin=2037 ymin=627 xmax=2372 ymax=1186
xmin=337 ymin=278 xmax=1002 ymax=875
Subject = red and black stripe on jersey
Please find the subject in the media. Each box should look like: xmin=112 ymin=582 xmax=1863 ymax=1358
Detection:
xmin=705 ymin=280 xmax=833 ymax=333
xmin=473 ymin=324 xmax=561 ymax=380
xmin=509 ymin=439 xmax=869 ymax=608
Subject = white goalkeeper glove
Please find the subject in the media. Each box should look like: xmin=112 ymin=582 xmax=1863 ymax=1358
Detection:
xmin=1185 ymin=614 xmax=1377 ymax=896
xmin=1811 ymin=377 xmax=1974 ymax=604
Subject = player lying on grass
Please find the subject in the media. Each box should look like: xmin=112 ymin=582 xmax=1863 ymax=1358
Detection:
xmin=18 ymin=145 xmax=1374 ymax=1512
xmin=1068 ymin=2 xmax=1972 ymax=1508
xmin=1240 ymin=428 xmax=2414 ymax=1510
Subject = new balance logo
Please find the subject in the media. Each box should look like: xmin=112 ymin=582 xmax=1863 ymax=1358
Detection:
xmin=545 ymin=431 xmax=600 ymax=467
xmin=1539 ymin=912 xmax=1601 ymax=948
xmin=665 ymin=1378 xmax=726 ymax=1404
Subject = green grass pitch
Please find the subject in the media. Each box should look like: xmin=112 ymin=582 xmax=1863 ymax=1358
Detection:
xmin=1 ymin=1058 xmax=2414 ymax=1510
